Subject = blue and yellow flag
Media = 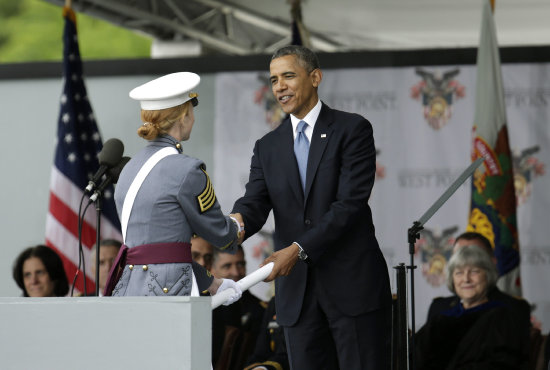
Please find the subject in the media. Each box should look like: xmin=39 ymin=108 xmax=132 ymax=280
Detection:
xmin=467 ymin=0 xmax=521 ymax=296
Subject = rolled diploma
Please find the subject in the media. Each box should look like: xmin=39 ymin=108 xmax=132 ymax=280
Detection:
xmin=211 ymin=262 xmax=274 ymax=309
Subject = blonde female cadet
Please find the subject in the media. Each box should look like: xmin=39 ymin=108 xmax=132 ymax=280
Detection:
xmin=104 ymin=72 xmax=242 ymax=304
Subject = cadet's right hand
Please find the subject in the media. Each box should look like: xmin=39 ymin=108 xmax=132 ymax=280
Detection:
xmin=217 ymin=278 xmax=242 ymax=306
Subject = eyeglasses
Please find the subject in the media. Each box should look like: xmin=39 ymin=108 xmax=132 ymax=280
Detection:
xmin=190 ymin=97 xmax=199 ymax=107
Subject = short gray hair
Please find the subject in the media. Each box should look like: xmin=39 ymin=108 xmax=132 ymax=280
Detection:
xmin=446 ymin=244 xmax=498 ymax=293
xmin=271 ymin=45 xmax=320 ymax=73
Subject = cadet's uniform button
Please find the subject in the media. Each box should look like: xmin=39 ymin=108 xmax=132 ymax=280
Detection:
xmin=129 ymin=265 xmax=134 ymax=270
xmin=142 ymin=265 xmax=148 ymax=271
xmin=163 ymin=287 xmax=169 ymax=294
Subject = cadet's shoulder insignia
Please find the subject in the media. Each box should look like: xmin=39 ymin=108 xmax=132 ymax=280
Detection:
xmin=197 ymin=167 xmax=216 ymax=213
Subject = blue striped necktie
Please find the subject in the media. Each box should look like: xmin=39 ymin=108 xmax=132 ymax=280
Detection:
xmin=294 ymin=120 xmax=310 ymax=190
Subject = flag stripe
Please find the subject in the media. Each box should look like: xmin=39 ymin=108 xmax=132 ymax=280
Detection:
xmin=46 ymin=213 xmax=94 ymax=279
xmin=49 ymin=166 xmax=122 ymax=240
xmin=46 ymin=241 xmax=95 ymax=294
xmin=49 ymin=192 xmax=96 ymax=248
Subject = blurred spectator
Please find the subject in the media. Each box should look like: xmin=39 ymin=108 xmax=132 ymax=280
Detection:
xmin=452 ymin=231 xmax=493 ymax=255
xmin=191 ymin=236 xmax=214 ymax=271
xmin=211 ymin=244 xmax=246 ymax=282
xmin=211 ymin=246 xmax=266 ymax=370
xmin=12 ymin=245 xmax=69 ymax=297
xmin=244 ymin=296 xmax=289 ymax=370
xmin=91 ymin=239 xmax=122 ymax=296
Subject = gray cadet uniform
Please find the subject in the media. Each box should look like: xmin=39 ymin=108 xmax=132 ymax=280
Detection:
xmin=112 ymin=135 xmax=239 ymax=296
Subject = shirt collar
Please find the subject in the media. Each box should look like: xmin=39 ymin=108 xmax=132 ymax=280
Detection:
xmin=290 ymin=99 xmax=322 ymax=134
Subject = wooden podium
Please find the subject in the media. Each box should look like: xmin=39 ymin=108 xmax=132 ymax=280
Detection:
xmin=0 ymin=296 xmax=211 ymax=370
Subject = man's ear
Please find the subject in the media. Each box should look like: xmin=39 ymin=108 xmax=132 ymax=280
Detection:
xmin=311 ymin=68 xmax=323 ymax=88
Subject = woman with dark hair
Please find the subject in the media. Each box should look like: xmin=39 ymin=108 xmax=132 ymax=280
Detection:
xmin=415 ymin=245 xmax=530 ymax=369
xmin=12 ymin=245 xmax=69 ymax=297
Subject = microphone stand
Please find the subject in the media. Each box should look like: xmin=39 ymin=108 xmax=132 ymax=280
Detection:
xmin=407 ymin=157 xmax=484 ymax=370
xmin=94 ymin=196 xmax=102 ymax=297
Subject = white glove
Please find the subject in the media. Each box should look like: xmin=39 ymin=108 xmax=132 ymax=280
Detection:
xmin=217 ymin=278 xmax=242 ymax=306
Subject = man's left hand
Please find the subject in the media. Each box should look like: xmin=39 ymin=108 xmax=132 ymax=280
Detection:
xmin=261 ymin=243 xmax=300 ymax=282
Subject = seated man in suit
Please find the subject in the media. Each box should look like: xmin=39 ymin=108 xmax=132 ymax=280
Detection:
xmin=210 ymin=245 xmax=267 ymax=370
xmin=245 ymin=296 xmax=290 ymax=370
xmin=191 ymin=235 xmax=214 ymax=271
xmin=91 ymin=239 xmax=122 ymax=296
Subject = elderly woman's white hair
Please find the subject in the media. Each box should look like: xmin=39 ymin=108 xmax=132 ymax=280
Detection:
xmin=446 ymin=244 xmax=499 ymax=293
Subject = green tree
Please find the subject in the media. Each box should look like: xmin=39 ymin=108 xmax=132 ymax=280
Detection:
xmin=0 ymin=0 xmax=24 ymax=49
xmin=0 ymin=0 xmax=23 ymax=18
xmin=0 ymin=0 xmax=151 ymax=63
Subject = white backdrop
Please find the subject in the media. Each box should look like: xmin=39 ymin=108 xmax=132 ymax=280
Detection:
xmin=213 ymin=63 xmax=550 ymax=331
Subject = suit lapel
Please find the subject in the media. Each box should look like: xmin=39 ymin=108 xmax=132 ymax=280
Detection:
xmin=278 ymin=119 xmax=304 ymax=204
xmin=304 ymin=104 xmax=333 ymax=203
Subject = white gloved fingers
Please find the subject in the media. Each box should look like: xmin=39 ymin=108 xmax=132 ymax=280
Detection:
xmin=217 ymin=278 xmax=242 ymax=306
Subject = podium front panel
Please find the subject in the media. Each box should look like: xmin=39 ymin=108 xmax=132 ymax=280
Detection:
xmin=0 ymin=296 xmax=211 ymax=370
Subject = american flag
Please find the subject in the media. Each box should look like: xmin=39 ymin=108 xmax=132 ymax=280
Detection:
xmin=45 ymin=7 xmax=122 ymax=294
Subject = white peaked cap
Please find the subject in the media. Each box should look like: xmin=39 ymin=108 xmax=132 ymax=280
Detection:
xmin=129 ymin=72 xmax=200 ymax=110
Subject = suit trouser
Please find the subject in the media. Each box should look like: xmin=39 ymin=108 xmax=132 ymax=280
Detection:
xmin=283 ymin=273 xmax=391 ymax=370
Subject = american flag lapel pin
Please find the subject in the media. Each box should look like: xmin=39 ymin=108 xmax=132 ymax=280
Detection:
xmin=321 ymin=134 xmax=327 ymax=138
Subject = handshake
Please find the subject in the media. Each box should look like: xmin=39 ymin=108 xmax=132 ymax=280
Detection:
xmin=229 ymin=212 xmax=245 ymax=245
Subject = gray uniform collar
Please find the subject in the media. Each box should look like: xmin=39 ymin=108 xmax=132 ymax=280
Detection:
xmin=149 ymin=134 xmax=183 ymax=153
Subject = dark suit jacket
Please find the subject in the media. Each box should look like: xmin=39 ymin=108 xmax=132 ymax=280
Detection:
xmin=212 ymin=291 xmax=266 ymax=370
xmin=233 ymin=103 xmax=391 ymax=326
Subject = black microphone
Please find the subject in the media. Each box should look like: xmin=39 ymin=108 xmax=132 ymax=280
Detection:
xmin=85 ymin=138 xmax=124 ymax=192
xmin=89 ymin=156 xmax=130 ymax=203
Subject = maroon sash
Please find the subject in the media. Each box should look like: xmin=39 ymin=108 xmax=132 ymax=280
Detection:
xmin=103 ymin=242 xmax=192 ymax=296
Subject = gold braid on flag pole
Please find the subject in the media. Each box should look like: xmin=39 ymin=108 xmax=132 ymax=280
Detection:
xmin=63 ymin=0 xmax=76 ymax=25
xmin=490 ymin=0 xmax=495 ymax=12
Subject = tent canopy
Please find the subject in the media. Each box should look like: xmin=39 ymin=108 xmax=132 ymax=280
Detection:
xmin=43 ymin=0 xmax=550 ymax=56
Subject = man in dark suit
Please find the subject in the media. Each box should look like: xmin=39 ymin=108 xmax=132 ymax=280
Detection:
xmin=231 ymin=45 xmax=391 ymax=369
